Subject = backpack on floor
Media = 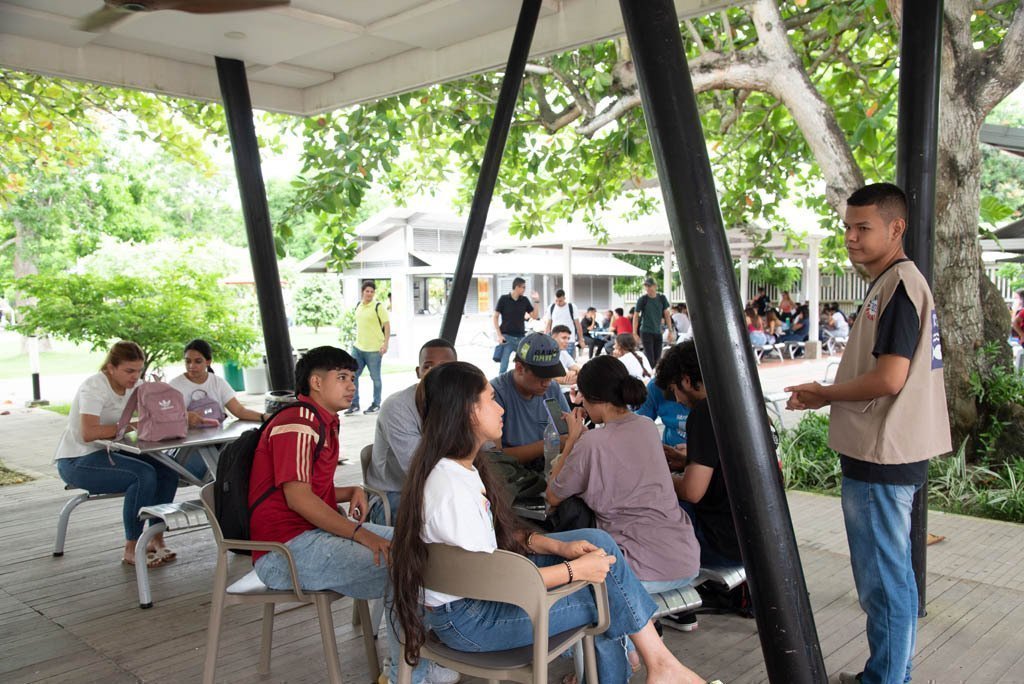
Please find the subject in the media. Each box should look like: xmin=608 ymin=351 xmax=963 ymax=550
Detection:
xmin=485 ymin=450 xmax=547 ymax=500
xmin=213 ymin=401 xmax=325 ymax=553
xmin=115 ymin=380 xmax=188 ymax=442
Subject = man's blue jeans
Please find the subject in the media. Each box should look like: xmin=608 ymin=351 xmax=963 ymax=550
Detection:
xmin=422 ymin=528 xmax=656 ymax=684
xmin=497 ymin=334 xmax=523 ymax=374
xmin=369 ymin=490 xmax=402 ymax=526
xmin=842 ymin=477 xmax=920 ymax=684
xmin=352 ymin=347 xmax=383 ymax=408
xmin=255 ymin=524 xmax=430 ymax=683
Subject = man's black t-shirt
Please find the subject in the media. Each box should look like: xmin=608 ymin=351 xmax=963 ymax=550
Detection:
xmin=753 ymin=293 xmax=769 ymax=317
xmin=494 ymin=294 xmax=533 ymax=336
xmin=580 ymin=315 xmax=594 ymax=339
xmin=840 ymin=275 xmax=929 ymax=485
xmin=686 ymin=399 xmax=742 ymax=562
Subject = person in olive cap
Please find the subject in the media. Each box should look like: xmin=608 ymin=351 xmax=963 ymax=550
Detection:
xmin=490 ymin=332 xmax=570 ymax=468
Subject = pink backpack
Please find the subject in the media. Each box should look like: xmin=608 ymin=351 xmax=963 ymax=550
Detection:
xmin=116 ymin=381 xmax=188 ymax=442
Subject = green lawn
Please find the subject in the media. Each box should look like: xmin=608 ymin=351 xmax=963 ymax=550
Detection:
xmin=0 ymin=333 xmax=106 ymax=380
xmin=0 ymin=330 xmax=414 ymax=380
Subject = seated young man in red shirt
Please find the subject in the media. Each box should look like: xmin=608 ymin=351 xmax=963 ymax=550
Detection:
xmin=248 ymin=346 xmax=455 ymax=684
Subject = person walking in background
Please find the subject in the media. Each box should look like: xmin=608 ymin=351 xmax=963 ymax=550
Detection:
xmin=347 ymin=280 xmax=389 ymax=416
xmin=544 ymin=289 xmax=585 ymax=358
xmin=493 ymin=276 xmax=537 ymax=374
xmin=634 ymin=277 xmax=675 ymax=368
xmin=786 ymin=183 xmax=951 ymax=684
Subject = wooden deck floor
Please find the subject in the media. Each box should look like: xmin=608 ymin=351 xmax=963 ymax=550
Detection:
xmin=4 ymin=451 xmax=1024 ymax=682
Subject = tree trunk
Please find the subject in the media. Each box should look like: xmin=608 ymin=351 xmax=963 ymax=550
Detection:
xmin=11 ymin=217 xmax=52 ymax=353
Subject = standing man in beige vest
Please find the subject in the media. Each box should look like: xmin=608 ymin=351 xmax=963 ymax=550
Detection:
xmin=786 ymin=183 xmax=951 ymax=684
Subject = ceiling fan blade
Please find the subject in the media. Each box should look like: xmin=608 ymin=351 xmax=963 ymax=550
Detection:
xmin=148 ymin=0 xmax=290 ymax=13
xmin=77 ymin=6 xmax=130 ymax=32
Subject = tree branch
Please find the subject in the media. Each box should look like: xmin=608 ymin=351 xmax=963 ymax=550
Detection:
xmin=978 ymin=1 xmax=1024 ymax=111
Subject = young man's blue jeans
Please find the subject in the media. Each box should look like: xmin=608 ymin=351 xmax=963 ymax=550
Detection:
xmin=497 ymin=334 xmax=523 ymax=374
xmin=422 ymin=528 xmax=656 ymax=684
xmin=368 ymin=490 xmax=402 ymax=526
xmin=842 ymin=477 xmax=920 ymax=684
xmin=351 ymin=347 xmax=383 ymax=408
xmin=56 ymin=450 xmax=178 ymax=540
xmin=254 ymin=523 xmax=431 ymax=683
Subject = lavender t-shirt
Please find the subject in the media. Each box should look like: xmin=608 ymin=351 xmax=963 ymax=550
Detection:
xmin=549 ymin=412 xmax=700 ymax=582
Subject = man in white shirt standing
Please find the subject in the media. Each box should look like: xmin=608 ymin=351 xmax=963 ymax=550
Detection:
xmin=545 ymin=289 xmax=585 ymax=359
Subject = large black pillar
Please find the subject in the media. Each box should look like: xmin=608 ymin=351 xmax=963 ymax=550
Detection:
xmin=439 ymin=0 xmax=542 ymax=343
xmin=619 ymin=1 xmax=826 ymax=681
xmin=216 ymin=57 xmax=294 ymax=391
xmin=895 ymin=0 xmax=943 ymax=618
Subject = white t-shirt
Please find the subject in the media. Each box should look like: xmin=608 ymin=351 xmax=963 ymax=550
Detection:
xmin=168 ymin=372 xmax=237 ymax=412
xmin=830 ymin=311 xmax=850 ymax=338
xmin=558 ymin=349 xmax=577 ymax=371
xmin=548 ymin=302 xmax=578 ymax=342
xmin=421 ymin=457 xmax=497 ymax=606
xmin=54 ymin=372 xmax=138 ymax=461
xmin=672 ymin=312 xmax=691 ymax=335
xmin=618 ymin=351 xmax=653 ymax=380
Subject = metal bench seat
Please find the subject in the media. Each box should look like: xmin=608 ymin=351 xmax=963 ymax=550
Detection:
xmin=649 ymin=584 xmax=704 ymax=620
xmin=135 ymin=500 xmax=209 ymax=608
xmin=696 ymin=564 xmax=747 ymax=591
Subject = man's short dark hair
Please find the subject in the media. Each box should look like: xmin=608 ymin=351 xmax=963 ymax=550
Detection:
xmin=555 ymin=289 xmax=565 ymax=298
xmin=655 ymin=339 xmax=702 ymax=393
xmin=846 ymin=182 xmax=908 ymax=223
xmin=361 ymin=280 xmax=376 ymax=291
xmin=615 ymin=307 xmax=624 ymax=316
xmin=512 ymin=277 xmax=526 ymax=288
xmin=419 ymin=338 xmax=457 ymax=360
xmin=587 ymin=306 xmax=597 ymax=312
xmin=551 ymin=324 xmax=572 ymax=336
xmin=1016 ymin=289 xmax=1024 ymax=300
xmin=295 ymin=346 xmax=357 ymax=395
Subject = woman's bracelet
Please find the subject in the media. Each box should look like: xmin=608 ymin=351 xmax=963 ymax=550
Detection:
xmin=526 ymin=531 xmax=539 ymax=550
xmin=350 ymin=522 xmax=364 ymax=541
xmin=564 ymin=560 xmax=574 ymax=583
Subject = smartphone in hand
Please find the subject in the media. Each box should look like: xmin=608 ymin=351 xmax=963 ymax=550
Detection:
xmin=544 ymin=398 xmax=569 ymax=435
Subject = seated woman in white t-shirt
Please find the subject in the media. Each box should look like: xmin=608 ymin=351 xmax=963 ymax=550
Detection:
xmin=389 ymin=362 xmax=707 ymax=684
xmin=53 ymin=341 xmax=180 ymax=568
xmin=168 ymin=339 xmax=266 ymax=427
xmin=612 ymin=333 xmax=653 ymax=381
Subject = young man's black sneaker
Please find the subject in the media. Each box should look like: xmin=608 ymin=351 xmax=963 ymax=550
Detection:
xmin=344 ymin=405 xmax=360 ymax=415
xmin=661 ymin=612 xmax=698 ymax=632
xmin=363 ymin=404 xmax=381 ymax=415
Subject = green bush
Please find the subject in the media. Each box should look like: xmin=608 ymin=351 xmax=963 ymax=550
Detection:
xmin=781 ymin=413 xmax=1024 ymax=524
xmin=779 ymin=412 xmax=841 ymax=492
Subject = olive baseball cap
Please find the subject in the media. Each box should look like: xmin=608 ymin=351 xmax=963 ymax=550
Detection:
xmin=515 ymin=333 xmax=566 ymax=379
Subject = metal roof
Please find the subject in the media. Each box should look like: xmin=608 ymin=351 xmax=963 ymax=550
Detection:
xmin=0 ymin=0 xmax=732 ymax=115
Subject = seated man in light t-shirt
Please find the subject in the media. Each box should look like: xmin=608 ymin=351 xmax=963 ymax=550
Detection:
xmin=490 ymin=333 xmax=570 ymax=469
xmin=366 ymin=339 xmax=457 ymax=525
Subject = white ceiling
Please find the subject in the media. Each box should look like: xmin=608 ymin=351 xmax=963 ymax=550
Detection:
xmin=0 ymin=0 xmax=732 ymax=115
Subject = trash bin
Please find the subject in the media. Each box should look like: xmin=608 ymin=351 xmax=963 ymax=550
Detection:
xmin=265 ymin=390 xmax=297 ymax=414
xmin=223 ymin=361 xmax=245 ymax=392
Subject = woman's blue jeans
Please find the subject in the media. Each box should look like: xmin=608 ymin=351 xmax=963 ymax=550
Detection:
xmin=351 ymin=347 xmax=383 ymax=408
xmin=842 ymin=477 xmax=919 ymax=684
xmin=56 ymin=450 xmax=179 ymax=541
xmin=422 ymin=528 xmax=656 ymax=684
xmin=254 ymin=524 xmax=430 ymax=684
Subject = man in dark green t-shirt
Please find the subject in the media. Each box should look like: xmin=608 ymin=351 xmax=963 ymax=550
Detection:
xmin=633 ymin=277 xmax=674 ymax=367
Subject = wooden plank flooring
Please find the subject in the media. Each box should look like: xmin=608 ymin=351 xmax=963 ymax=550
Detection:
xmin=4 ymin=468 xmax=1024 ymax=682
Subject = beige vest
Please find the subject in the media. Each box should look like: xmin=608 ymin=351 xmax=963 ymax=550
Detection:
xmin=828 ymin=260 xmax=952 ymax=464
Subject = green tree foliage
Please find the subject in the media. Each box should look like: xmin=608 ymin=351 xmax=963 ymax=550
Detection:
xmin=13 ymin=255 xmax=258 ymax=373
xmin=293 ymin=275 xmax=343 ymax=334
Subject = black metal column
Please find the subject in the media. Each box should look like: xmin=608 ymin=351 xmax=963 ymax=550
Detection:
xmin=619 ymin=1 xmax=826 ymax=681
xmin=216 ymin=57 xmax=294 ymax=391
xmin=439 ymin=0 xmax=542 ymax=342
xmin=895 ymin=0 xmax=943 ymax=619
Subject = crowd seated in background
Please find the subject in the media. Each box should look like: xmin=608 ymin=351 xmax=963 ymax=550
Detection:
xmin=745 ymin=307 xmax=769 ymax=347
xmin=672 ymin=303 xmax=692 ymax=340
xmin=490 ymin=333 xmax=570 ymax=468
xmin=547 ymin=355 xmax=701 ymax=597
xmin=820 ymin=302 xmax=850 ymax=342
xmin=777 ymin=303 xmax=810 ymax=345
xmin=779 ymin=290 xmax=796 ymax=316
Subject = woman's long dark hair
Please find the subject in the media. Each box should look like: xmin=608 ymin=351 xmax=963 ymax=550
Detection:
xmin=577 ymin=355 xmax=647 ymax=408
xmin=389 ymin=361 xmax=525 ymax=667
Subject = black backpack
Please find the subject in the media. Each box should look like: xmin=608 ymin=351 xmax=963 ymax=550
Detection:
xmin=485 ymin=450 xmax=547 ymax=500
xmin=213 ymin=401 xmax=326 ymax=553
